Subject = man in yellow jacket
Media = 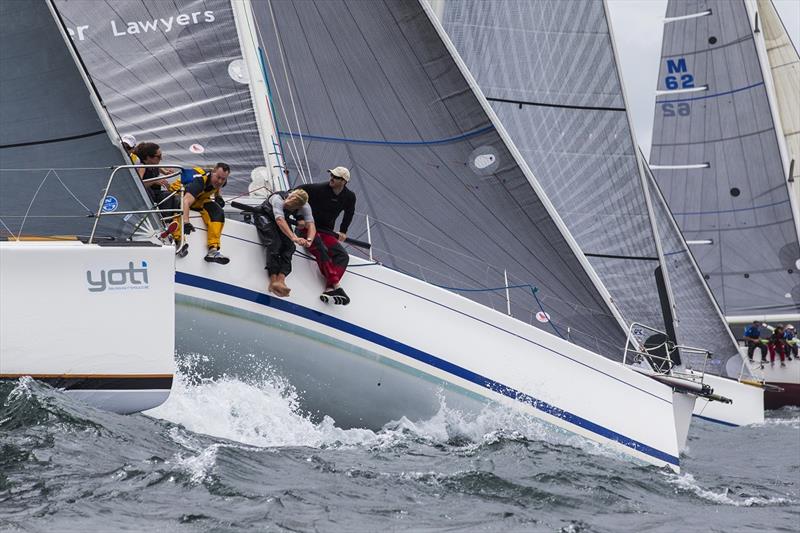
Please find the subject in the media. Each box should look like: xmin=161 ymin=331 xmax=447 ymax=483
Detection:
xmin=172 ymin=163 xmax=231 ymax=264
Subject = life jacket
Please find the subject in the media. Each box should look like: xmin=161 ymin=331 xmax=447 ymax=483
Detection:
xmin=169 ymin=167 xmax=220 ymax=206
xmin=743 ymin=325 xmax=760 ymax=339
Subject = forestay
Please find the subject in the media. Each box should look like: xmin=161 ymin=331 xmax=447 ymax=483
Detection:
xmin=644 ymin=159 xmax=745 ymax=376
xmin=249 ymin=0 xmax=630 ymax=359
xmin=0 ymin=0 xmax=150 ymax=241
xmin=439 ymin=0 xmax=746 ymax=376
xmin=54 ymin=0 xmax=272 ymax=195
xmin=650 ymin=0 xmax=800 ymax=320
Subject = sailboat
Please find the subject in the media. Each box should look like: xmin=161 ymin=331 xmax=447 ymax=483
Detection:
xmin=56 ymin=0 xmax=712 ymax=470
xmin=436 ymin=0 xmax=763 ymax=426
xmin=0 ymin=0 xmax=175 ymax=414
xmin=650 ymin=0 xmax=800 ymax=408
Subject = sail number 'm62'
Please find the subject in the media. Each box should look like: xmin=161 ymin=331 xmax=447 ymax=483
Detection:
xmin=661 ymin=57 xmax=693 ymax=117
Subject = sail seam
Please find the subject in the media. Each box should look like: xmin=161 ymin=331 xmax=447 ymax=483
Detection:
xmin=486 ymin=96 xmax=625 ymax=112
xmin=0 ymin=130 xmax=106 ymax=150
xmin=584 ymin=252 xmax=659 ymax=262
xmin=651 ymin=126 xmax=774 ymax=147
xmin=660 ymin=35 xmax=752 ymax=58
xmin=673 ymin=198 xmax=790 ymax=215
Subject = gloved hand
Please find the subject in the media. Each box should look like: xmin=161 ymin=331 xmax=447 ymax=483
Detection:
xmin=215 ymin=196 xmax=225 ymax=208
xmin=184 ymin=222 xmax=195 ymax=234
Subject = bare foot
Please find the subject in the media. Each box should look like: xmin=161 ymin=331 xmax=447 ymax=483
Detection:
xmin=272 ymin=281 xmax=291 ymax=297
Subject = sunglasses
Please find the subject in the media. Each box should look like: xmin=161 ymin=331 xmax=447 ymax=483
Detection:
xmin=329 ymin=175 xmax=344 ymax=181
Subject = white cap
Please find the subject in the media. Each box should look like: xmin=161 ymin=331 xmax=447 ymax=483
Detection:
xmin=787 ymin=324 xmax=795 ymax=330
xmin=328 ymin=166 xmax=351 ymax=182
xmin=121 ymin=134 xmax=136 ymax=148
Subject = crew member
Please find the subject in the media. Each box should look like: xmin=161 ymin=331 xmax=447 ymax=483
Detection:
xmin=254 ymin=189 xmax=315 ymax=297
xmin=297 ymin=166 xmax=356 ymax=305
xmin=171 ymin=163 xmax=231 ymax=264
xmin=744 ymin=321 xmax=767 ymax=363
xmin=784 ymin=325 xmax=797 ymax=360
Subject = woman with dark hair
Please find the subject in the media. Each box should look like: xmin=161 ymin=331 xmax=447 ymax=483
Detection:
xmin=133 ymin=142 xmax=178 ymax=236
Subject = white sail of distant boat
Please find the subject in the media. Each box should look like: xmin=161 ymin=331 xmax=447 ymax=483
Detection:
xmin=650 ymin=0 xmax=800 ymax=326
xmin=55 ymin=0 xmax=715 ymax=470
xmin=437 ymin=0 xmax=762 ymax=425
xmin=0 ymin=0 xmax=175 ymax=414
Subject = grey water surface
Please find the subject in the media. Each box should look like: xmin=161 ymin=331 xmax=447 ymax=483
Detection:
xmin=1 ymin=358 xmax=798 ymax=533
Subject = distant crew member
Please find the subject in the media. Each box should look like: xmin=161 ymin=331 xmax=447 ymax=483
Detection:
xmin=744 ymin=321 xmax=767 ymax=363
xmin=254 ymin=189 xmax=315 ymax=297
xmin=296 ymin=166 xmax=356 ymax=305
xmin=765 ymin=324 xmax=787 ymax=367
xmin=784 ymin=325 xmax=797 ymax=360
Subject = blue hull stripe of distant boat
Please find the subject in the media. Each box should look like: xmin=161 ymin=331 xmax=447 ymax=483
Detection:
xmin=176 ymin=272 xmax=680 ymax=467
xmin=693 ymin=414 xmax=739 ymax=427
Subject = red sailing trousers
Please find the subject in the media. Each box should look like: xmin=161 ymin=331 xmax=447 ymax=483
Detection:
xmin=304 ymin=231 xmax=348 ymax=289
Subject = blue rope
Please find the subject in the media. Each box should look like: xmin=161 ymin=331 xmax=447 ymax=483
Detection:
xmin=257 ymin=46 xmax=288 ymax=183
xmin=276 ymin=125 xmax=493 ymax=147
xmin=655 ymin=81 xmax=764 ymax=103
xmin=430 ymin=281 xmax=565 ymax=339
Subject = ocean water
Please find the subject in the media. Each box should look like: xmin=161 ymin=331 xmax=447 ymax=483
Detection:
xmin=1 ymin=357 xmax=798 ymax=533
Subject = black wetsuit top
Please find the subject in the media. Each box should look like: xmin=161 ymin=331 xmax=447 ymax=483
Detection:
xmin=297 ymin=182 xmax=356 ymax=234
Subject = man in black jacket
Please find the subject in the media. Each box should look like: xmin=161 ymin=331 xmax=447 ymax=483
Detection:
xmin=297 ymin=166 xmax=356 ymax=305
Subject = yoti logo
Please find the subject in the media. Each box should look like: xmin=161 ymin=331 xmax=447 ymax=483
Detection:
xmin=86 ymin=261 xmax=149 ymax=292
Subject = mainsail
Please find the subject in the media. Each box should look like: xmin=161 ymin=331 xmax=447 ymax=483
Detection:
xmin=438 ymin=0 xmax=745 ymax=376
xmin=650 ymin=0 xmax=800 ymax=322
xmin=54 ymin=0 xmax=280 ymax=195
xmin=0 ymin=0 xmax=152 ymax=241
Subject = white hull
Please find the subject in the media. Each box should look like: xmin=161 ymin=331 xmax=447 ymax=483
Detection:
xmin=743 ymin=351 xmax=800 ymax=409
xmin=689 ymin=372 xmax=764 ymax=426
xmin=0 ymin=240 xmax=176 ymax=414
xmin=174 ymin=219 xmax=696 ymax=471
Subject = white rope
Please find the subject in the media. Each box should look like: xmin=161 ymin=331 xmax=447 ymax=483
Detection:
xmin=251 ymin=0 xmax=310 ymax=185
xmin=17 ymin=170 xmax=53 ymax=240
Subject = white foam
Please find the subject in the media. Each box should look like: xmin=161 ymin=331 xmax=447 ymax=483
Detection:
xmin=145 ymin=361 xmax=622 ymax=466
xmin=663 ymin=472 xmax=796 ymax=507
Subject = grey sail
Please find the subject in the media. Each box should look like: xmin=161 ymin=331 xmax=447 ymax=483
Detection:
xmin=439 ymin=0 xmax=745 ymax=376
xmin=54 ymin=0 xmax=272 ymax=195
xmin=439 ymin=1 xmax=668 ymax=336
xmin=247 ymin=0 xmax=629 ymax=358
xmin=644 ymin=157 xmax=744 ymax=376
xmin=650 ymin=0 xmax=800 ymax=321
xmin=0 ymin=0 xmax=151 ymax=241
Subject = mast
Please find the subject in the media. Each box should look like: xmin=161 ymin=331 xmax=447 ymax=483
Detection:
xmin=230 ymin=0 xmax=287 ymax=193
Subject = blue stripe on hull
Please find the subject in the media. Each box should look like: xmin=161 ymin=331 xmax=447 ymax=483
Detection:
xmin=176 ymin=272 xmax=680 ymax=467
xmin=692 ymin=414 xmax=739 ymax=427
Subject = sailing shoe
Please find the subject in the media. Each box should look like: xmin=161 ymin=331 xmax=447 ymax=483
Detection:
xmin=781 ymin=362 xmax=787 ymax=367
xmin=160 ymin=221 xmax=179 ymax=240
xmin=320 ymin=289 xmax=336 ymax=304
xmin=204 ymin=248 xmax=230 ymax=265
xmin=331 ymin=287 xmax=350 ymax=305
xmin=176 ymin=242 xmax=189 ymax=258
